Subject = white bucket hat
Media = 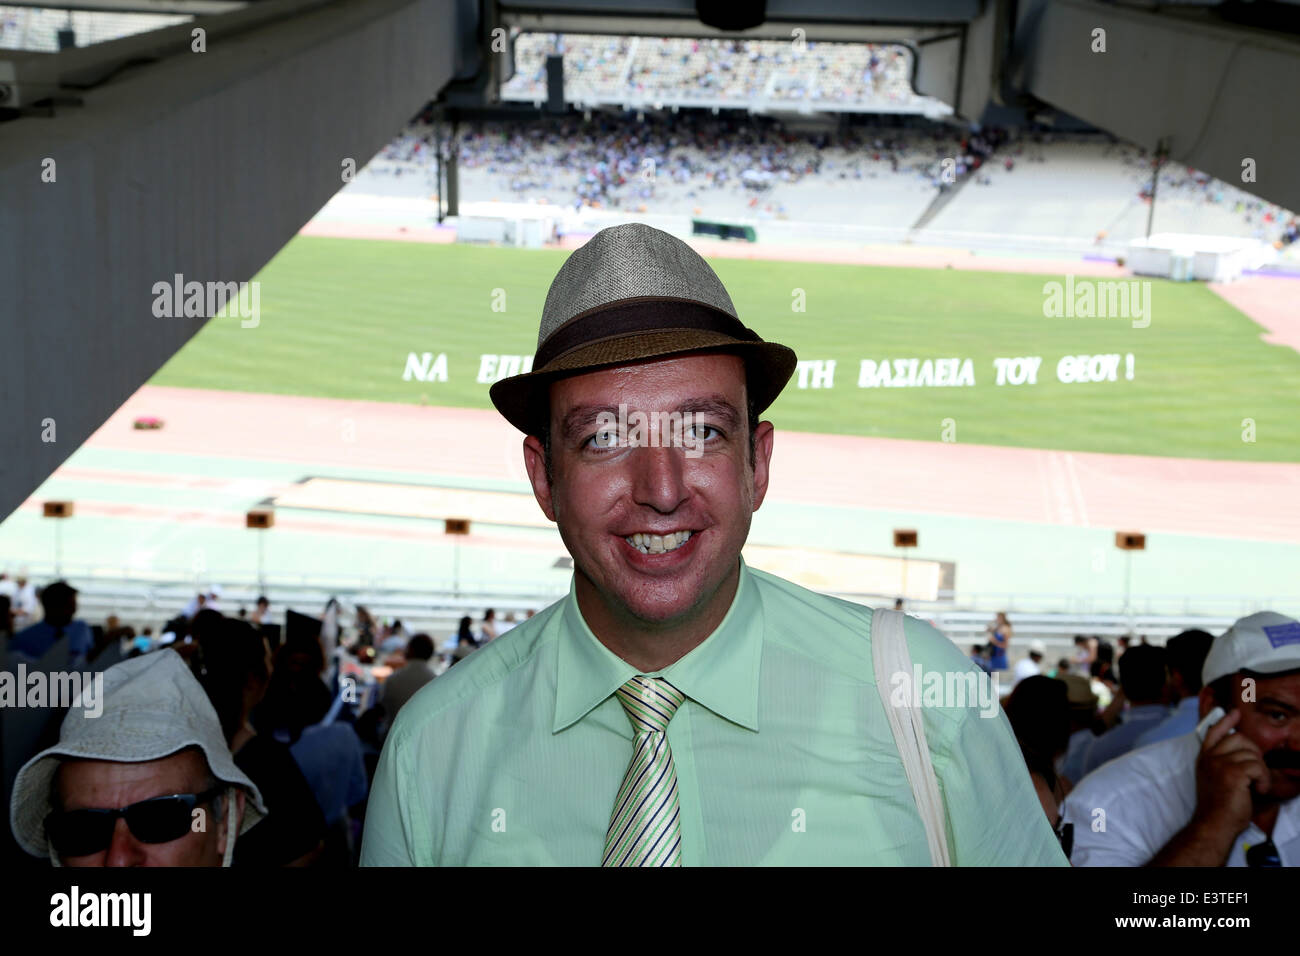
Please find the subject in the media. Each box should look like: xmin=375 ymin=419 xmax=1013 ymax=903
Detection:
xmin=9 ymin=648 xmax=265 ymax=862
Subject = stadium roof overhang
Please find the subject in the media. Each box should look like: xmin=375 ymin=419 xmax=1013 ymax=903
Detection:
xmin=1 ymin=0 xmax=1298 ymax=521
xmin=0 ymin=0 xmax=243 ymax=12
xmin=497 ymin=0 xmax=981 ymax=41
xmin=484 ymin=0 xmax=1300 ymax=213
xmin=1011 ymin=0 xmax=1300 ymax=215
xmin=0 ymin=0 xmax=464 ymax=522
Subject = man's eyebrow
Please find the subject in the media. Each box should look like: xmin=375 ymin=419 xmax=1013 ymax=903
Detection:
xmin=675 ymin=397 xmax=742 ymax=429
xmin=1255 ymin=697 xmax=1300 ymax=714
xmin=558 ymin=404 xmax=619 ymax=443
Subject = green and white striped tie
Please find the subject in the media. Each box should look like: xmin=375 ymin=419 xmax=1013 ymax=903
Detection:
xmin=602 ymin=675 xmax=685 ymax=867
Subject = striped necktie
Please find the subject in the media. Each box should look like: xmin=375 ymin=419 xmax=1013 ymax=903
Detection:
xmin=602 ymin=675 xmax=686 ymax=867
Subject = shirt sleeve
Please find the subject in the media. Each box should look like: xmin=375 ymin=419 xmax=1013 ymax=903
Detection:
xmin=360 ymin=724 xmax=428 ymax=866
xmin=1060 ymin=776 xmax=1157 ymax=866
xmin=933 ymin=702 xmax=1070 ymax=865
xmin=905 ymin=618 xmax=1070 ymax=866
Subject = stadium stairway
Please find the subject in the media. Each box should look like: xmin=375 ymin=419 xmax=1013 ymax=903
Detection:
xmin=908 ymin=172 xmax=975 ymax=235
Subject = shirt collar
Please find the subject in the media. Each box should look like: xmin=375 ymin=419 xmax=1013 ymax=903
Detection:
xmin=553 ymin=557 xmax=763 ymax=734
xmin=1125 ymin=703 xmax=1171 ymax=721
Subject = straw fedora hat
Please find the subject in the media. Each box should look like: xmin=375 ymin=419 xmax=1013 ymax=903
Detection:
xmin=489 ymin=223 xmax=798 ymax=435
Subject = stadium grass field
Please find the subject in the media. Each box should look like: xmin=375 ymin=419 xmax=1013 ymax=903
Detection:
xmin=152 ymin=235 xmax=1300 ymax=462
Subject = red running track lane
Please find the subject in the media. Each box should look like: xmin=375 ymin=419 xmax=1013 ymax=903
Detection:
xmin=1209 ymin=276 xmax=1300 ymax=355
xmin=298 ymin=222 xmax=456 ymax=244
xmin=85 ymin=386 xmax=536 ymax=486
xmin=76 ymin=385 xmax=1300 ymax=543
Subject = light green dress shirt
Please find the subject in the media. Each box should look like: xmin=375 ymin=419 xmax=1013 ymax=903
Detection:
xmin=361 ymin=558 xmax=1068 ymax=866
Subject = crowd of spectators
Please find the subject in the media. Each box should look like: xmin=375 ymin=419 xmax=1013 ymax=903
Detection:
xmin=383 ymin=110 xmax=984 ymax=213
xmin=373 ymin=106 xmax=1296 ymax=244
xmin=1121 ymin=148 xmax=1300 ymax=247
xmin=1010 ymin=134 xmax=1299 ymax=246
xmin=3 ymin=572 xmax=1295 ymax=867
xmin=501 ymin=32 xmax=926 ymax=111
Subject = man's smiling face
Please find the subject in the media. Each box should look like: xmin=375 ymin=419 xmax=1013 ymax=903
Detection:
xmin=524 ymin=353 xmax=773 ymax=643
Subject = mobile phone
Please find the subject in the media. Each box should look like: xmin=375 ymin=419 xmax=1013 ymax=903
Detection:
xmin=1195 ymin=706 xmax=1232 ymax=742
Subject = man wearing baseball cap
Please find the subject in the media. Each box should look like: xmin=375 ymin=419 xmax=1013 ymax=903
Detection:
xmin=9 ymin=649 xmax=265 ymax=866
xmin=1062 ymin=611 xmax=1300 ymax=865
xmin=362 ymin=223 xmax=1064 ymax=866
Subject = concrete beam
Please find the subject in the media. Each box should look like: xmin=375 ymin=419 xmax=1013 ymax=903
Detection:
xmin=0 ymin=0 xmax=458 ymax=521
xmin=500 ymin=13 xmax=961 ymax=44
xmin=1014 ymin=0 xmax=1300 ymax=213
xmin=0 ymin=0 xmax=241 ymax=14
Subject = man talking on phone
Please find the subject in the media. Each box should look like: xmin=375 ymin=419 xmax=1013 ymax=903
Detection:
xmin=1062 ymin=611 xmax=1300 ymax=866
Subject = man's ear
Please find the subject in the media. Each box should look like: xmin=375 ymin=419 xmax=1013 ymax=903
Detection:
xmin=522 ymin=436 xmax=557 ymax=522
xmin=750 ymin=420 xmax=775 ymax=512
xmin=1197 ymin=685 xmax=1218 ymax=720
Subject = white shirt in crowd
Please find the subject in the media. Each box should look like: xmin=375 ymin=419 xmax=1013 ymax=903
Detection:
xmin=1011 ymin=656 xmax=1041 ymax=689
xmin=1072 ymin=647 xmax=1092 ymax=678
xmin=1061 ymin=732 xmax=1299 ymax=866
xmin=6 ymin=580 xmax=38 ymax=627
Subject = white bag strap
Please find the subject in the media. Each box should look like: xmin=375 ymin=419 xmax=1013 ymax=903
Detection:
xmin=871 ymin=607 xmax=952 ymax=866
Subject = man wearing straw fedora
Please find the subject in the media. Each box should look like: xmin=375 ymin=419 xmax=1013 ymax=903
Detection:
xmin=363 ymin=223 xmax=1064 ymax=866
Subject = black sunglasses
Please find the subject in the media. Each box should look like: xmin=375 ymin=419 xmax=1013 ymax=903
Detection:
xmin=45 ymin=786 xmax=225 ymax=858
xmin=1246 ymin=839 xmax=1282 ymax=868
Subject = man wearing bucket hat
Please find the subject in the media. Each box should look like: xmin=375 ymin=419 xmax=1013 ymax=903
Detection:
xmin=1062 ymin=611 xmax=1300 ymax=865
xmin=362 ymin=223 xmax=1064 ymax=866
xmin=9 ymin=648 xmax=265 ymax=866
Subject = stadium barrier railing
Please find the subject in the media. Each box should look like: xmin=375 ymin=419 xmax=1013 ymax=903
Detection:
xmin=12 ymin=562 xmax=1286 ymax=650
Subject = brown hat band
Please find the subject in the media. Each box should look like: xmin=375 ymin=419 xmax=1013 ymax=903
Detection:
xmin=534 ymin=298 xmax=757 ymax=370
